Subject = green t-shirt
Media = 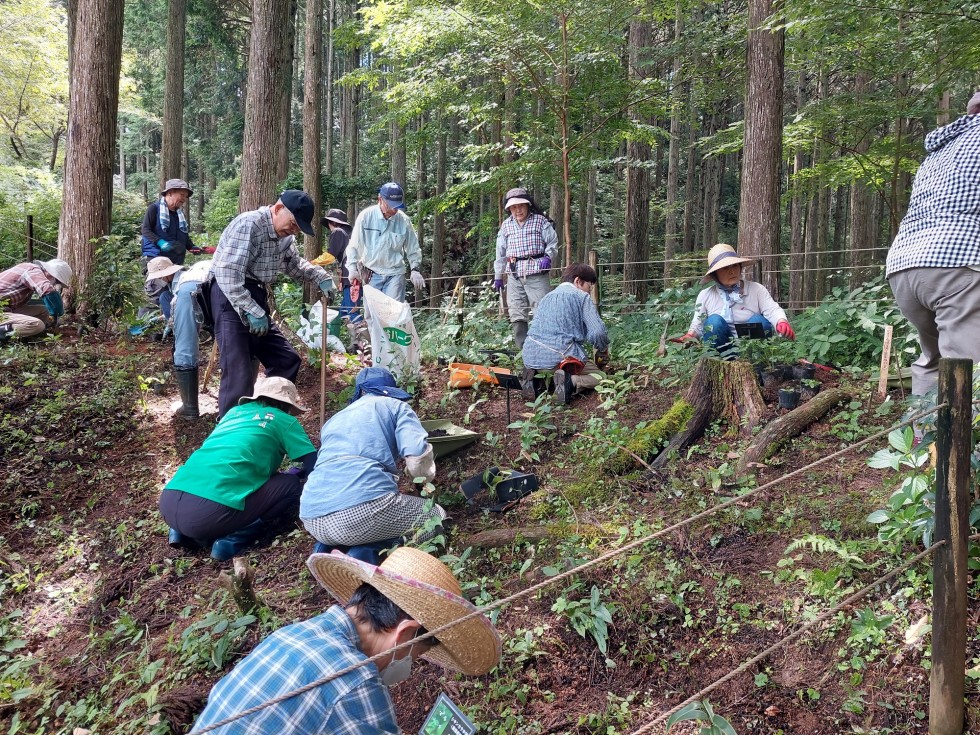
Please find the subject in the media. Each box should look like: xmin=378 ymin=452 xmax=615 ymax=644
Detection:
xmin=165 ymin=403 xmax=315 ymax=510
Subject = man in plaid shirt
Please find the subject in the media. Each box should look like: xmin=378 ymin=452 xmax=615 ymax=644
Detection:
xmin=209 ymin=190 xmax=335 ymax=417
xmin=0 ymin=258 xmax=72 ymax=341
xmin=887 ymin=91 xmax=980 ymax=396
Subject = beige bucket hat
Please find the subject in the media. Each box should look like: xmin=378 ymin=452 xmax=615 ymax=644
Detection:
xmin=144 ymin=256 xmax=184 ymax=283
xmin=161 ymin=178 xmax=193 ymax=196
xmin=238 ymin=376 xmax=308 ymax=413
xmin=308 ymin=547 xmax=502 ymax=675
xmin=702 ymin=243 xmax=754 ymax=283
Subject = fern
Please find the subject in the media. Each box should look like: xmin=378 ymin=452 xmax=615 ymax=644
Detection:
xmin=785 ymin=534 xmax=866 ymax=569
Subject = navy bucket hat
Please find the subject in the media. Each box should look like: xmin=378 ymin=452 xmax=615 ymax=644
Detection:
xmin=350 ymin=367 xmax=412 ymax=403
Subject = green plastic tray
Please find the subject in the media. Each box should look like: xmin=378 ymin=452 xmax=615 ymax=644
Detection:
xmin=422 ymin=419 xmax=481 ymax=458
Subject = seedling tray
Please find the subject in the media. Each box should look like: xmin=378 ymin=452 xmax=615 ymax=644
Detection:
xmin=422 ymin=419 xmax=481 ymax=458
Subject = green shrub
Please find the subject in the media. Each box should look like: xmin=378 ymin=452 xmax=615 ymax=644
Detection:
xmin=204 ymin=177 xmax=241 ymax=236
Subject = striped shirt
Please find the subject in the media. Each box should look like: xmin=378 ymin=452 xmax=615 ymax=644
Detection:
xmin=0 ymin=262 xmax=57 ymax=309
xmin=523 ymin=282 xmax=609 ymax=368
xmin=210 ymin=207 xmax=328 ymax=318
xmin=191 ymin=605 xmax=399 ymax=735
xmin=887 ymin=114 xmax=980 ymax=275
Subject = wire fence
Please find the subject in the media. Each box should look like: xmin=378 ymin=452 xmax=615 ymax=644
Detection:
xmin=186 ymin=403 xmax=944 ymax=735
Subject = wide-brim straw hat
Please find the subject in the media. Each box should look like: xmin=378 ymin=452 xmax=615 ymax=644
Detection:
xmin=702 ymin=243 xmax=754 ymax=283
xmin=308 ymin=547 xmax=502 ymax=675
xmin=238 ymin=376 xmax=308 ymax=413
xmin=144 ymin=256 xmax=183 ymax=282
xmin=161 ymin=178 xmax=193 ymax=196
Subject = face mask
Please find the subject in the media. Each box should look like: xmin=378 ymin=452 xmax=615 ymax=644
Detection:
xmin=380 ymin=643 xmax=414 ymax=687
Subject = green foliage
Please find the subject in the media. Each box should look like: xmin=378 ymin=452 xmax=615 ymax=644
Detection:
xmin=79 ymin=237 xmax=146 ymax=329
xmin=551 ymin=583 xmax=615 ymax=661
xmin=666 ymin=699 xmax=737 ymax=735
xmin=171 ymin=600 xmax=257 ymax=673
xmin=506 ymin=392 xmax=557 ymax=463
xmin=866 ymin=427 xmax=935 ymax=548
xmin=0 ymin=166 xmax=63 ymax=267
xmin=203 ymin=178 xmax=242 ymax=236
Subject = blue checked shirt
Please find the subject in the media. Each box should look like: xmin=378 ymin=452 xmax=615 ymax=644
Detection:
xmin=522 ymin=282 xmax=609 ymax=369
xmin=887 ymin=114 xmax=980 ymax=276
xmin=191 ymin=606 xmax=399 ymax=735
xmin=211 ymin=206 xmax=329 ymax=318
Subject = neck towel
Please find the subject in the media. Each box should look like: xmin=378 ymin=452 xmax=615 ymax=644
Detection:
xmin=719 ymin=282 xmax=743 ymax=322
xmin=159 ymin=198 xmax=189 ymax=234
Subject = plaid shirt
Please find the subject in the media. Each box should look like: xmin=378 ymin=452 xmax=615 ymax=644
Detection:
xmin=887 ymin=114 xmax=980 ymax=276
xmin=494 ymin=214 xmax=558 ymax=279
xmin=0 ymin=262 xmax=56 ymax=309
xmin=523 ymin=282 xmax=609 ymax=368
xmin=211 ymin=207 xmax=328 ymax=318
xmin=192 ymin=606 xmax=399 ymax=735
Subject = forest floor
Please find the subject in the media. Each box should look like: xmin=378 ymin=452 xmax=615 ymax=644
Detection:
xmin=1 ymin=321 xmax=978 ymax=735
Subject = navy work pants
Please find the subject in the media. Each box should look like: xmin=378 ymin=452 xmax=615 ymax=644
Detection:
xmin=211 ymin=280 xmax=301 ymax=417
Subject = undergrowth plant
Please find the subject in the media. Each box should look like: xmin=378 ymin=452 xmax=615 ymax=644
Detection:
xmin=551 ymin=583 xmax=616 ymax=665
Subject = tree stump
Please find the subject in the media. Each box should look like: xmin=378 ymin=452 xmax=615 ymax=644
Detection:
xmin=218 ymin=557 xmax=263 ymax=614
xmin=650 ymin=357 xmax=766 ymax=469
xmin=735 ymin=387 xmax=852 ymax=475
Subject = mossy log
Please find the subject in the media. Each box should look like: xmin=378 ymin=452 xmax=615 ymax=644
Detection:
xmin=650 ymin=357 xmax=766 ymax=469
xmin=734 ymin=387 xmax=852 ymax=475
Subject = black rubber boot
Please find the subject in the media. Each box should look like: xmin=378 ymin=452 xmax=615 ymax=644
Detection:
xmin=211 ymin=520 xmax=265 ymax=561
xmin=0 ymin=323 xmax=14 ymax=342
xmin=513 ymin=321 xmax=528 ymax=350
xmin=175 ymin=367 xmax=200 ymax=418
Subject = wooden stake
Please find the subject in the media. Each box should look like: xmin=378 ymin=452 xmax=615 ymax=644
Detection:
xmin=877 ymin=325 xmax=893 ymax=399
xmin=319 ymin=296 xmax=328 ymax=428
xmin=588 ymin=249 xmax=599 ymax=307
xmin=930 ymin=358 xmax=971 ymax=735
xmin=201 ymin=341 xmax=219 ymax=393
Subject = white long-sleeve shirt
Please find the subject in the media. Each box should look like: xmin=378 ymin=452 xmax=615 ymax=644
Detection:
xmin=687 ymin=280 xmax=787 ymax=338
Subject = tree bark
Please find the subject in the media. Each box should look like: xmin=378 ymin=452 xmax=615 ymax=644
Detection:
xmin=303 ymin=0 xmax=323 ymax=272
xmin=429 ymin=126 xmax=447 ymax=308
xmin=323 ymin=0 xmax=335 ymax=174
xmin=623 ymin=9 xmax=652 ymax=303
xmin=663 ymin=3 xmax=684 ymax=283
xmin=239 ymin=0 xmax=291 ymax=211
xmin=390 ymin=119 xmax=406 ymax=186
xmin=160 ymin=0 xmax=186 ymax=188
xmin=277 ymin=0 xmax=298 ymax=183
xmin=682 ymin=86 xmax=700 ymax=253
xmin=847 ymin=71 xmax=874 ymax=289
xmin=736 ymin=0 xmax=784 ymax=299
xmin=57 ymin=0 xmax=125 ymax=304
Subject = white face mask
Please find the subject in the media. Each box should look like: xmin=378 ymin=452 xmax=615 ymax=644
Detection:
xmin=380 ymin=643 xmax=414 ymax=687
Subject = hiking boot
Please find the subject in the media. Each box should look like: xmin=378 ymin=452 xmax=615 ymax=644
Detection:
xmin=210 ymin=520 xmax=265 ymax=561
xmin=520 ymin=367 xmax=537 ymax=401
xmin=553 ymin=369 xmax=573 ymax=405
xmin=168 ymin=527 xmax=202 ymax=550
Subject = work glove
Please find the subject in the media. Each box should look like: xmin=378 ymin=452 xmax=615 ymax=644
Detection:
xmin=246 ymin=312 xmax=269 ymax=337
xmin=410 ymin=270 xmax=426 ymax=291
xmin=42 ymin=291 xmax=64 ymax=318
xmin=157 ymin=239 xmax=171 ymax=253
xmin=350 ymin=278 xmax=361 ymax=303
xmin=668 ymin=332 xmax=696 ymax=344
xmin=493 ymin=278 xmax=504 ymax=292
xmin=202 ymin=246 xmax=216 ymax=254
xmin=188 ymin=247 xmax=202 ymax=255
xmin=775 ymin=321 xmax=795 ymax=340
xmin=594 ymin=348 xmax=610 ymax=370
xmin=539 ymin=256 xmax=552 ymax=271
xmin=318 ymin=278 xmax=336 ymax=302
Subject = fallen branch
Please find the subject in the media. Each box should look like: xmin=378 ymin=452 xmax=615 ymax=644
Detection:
xmin=735 ymin=387 xmax=853 ymax=475
xmin=463 ymin=527 xmax=561 ymax=548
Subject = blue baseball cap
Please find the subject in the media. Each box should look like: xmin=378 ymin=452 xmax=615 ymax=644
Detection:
xmin=350 ymin=367 xmax=412 ymax=403
xmin=280 ymin=189 xmax=316 ymax=236
xmin=378 ymin=182 xmax=406 ymax=210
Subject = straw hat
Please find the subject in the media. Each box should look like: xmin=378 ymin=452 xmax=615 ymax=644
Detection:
xmin=702 ymin=243 xmax=754 ymax=283
xmin=144 ymin=256 xmax=183 ymax=283
xmin=238 ymin=376 xmax=308 ymax=413
xmin=39 ymin=258 xmax=72 ymax=287
xmin=308 ymin=547 xmax=502 ymax=675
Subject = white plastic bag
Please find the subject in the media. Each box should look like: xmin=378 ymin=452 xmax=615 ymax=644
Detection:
xmin=362 ymin=284 xmax=421 ymax=382
xmin=296 ymin=301 xmax=345 ymax=354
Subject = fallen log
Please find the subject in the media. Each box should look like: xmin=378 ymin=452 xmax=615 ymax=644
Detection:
xmin=463 ymin=526 xmax=561 ymax=548
xmin=650 ymin=357 xmax=766 ymax=469
xmin=735 ymin=387 xmax=852 ymax=475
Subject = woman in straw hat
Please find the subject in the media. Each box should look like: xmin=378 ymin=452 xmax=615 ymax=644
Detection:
xmin=300 ymin=367 xmax=446 ymax=557
xmin=159 ymin=377 xmax=316 ymax=561
xmin=192 ymin=547 xmax=501 ymax=734
xmin=671 ymin=244 xmax=795 ymax=357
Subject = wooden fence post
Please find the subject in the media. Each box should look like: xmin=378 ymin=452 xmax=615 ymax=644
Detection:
xmin=588 ymin=249 xmax=599 ymax=307
xmin=930 ymin=357 xmax=972 ymax=735
xmin=26 ymin=215 xmax=34 ymax=262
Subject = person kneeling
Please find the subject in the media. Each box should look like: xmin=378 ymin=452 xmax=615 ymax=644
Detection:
xmin=301 ymin=367 xmax=445 ymax=556
xmin=159 ymin=377 xmax=316 ymax=560
xmin=671 ymin=244 xmax=794 ymax=358
xmin=521 ymin=263 xmax=610 ymax=405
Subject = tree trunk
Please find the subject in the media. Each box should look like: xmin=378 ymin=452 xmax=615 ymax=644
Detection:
xmin=429 ymin=126 xmax=447 ymax=308
xmin=702 ymin=113 xmax=722 ymax=249
xmin=160 ymin=0 xmax=186 ymax=187
xmin=57 ymin=0 xmax=125 ymax=304
xmin=277 ymin=0 xmax=297 ymax=183
xmin=415 ymin=113 xmax=427 ymax=257
xmin=302 ymin=0 xmax=323 ymax=273
xmin=847 ymin=71 xmax=874 ymax=288
xmin=623 ymin=10 xmax=652 ymax=303
xmin=663 ymin=3 xmax=684 ymax=283
xmin=323 ymin=0 xmax=335 ymax=175
xmin=240 ymin=0 xmax=291 ymax=211
xmin=682 ymin=87 xmax=699 ymax=253
xmin=390 ymin=119 xmax=406 ymax=186
xmin=118 ymin=126 xmax=127 ymax=190
xmin=737 ymin=0 xmax=784 ymax=299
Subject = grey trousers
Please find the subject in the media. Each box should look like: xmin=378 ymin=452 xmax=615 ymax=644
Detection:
xmin=506 ymin=272 xmax=552 ymax=324
xmin=889 ymin=266 xmax=980 ymax=395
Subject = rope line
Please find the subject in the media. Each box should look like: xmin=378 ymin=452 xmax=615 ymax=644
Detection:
xmin=626 ymin=541 xmax=943 ymax=735
xmin=186 ymin=404 xmax=943 ymax=735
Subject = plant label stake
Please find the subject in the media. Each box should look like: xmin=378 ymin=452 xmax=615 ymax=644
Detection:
xmin=320 ymin=296 xmax=328 ymax=428
xmin=877 ymin=325 xmax=893 ymax=399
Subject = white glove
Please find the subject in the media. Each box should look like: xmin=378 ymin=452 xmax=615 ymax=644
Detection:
xmin=410 ymin=270 xmax=426 ymax=291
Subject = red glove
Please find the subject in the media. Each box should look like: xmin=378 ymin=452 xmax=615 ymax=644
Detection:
xmin=350 ymin=278 xmax=361 ymax=303
xmin=776 ymin=321 xmax=795 ymax=340
xmin=668 ymin=332 xmax=696 ymax=344
xmin=188 ymin=247 xmax=202 ymax=255
xmin=202 ymin=246 xmax=216 ymax=254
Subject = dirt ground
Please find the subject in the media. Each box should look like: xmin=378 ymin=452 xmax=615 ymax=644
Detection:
xmin=1 ymin=323 xmax=977 ymax=735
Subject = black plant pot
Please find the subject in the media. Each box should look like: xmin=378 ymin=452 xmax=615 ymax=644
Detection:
xmin=760 ymin=369 xmax=782 ymax=388
xmin=800 ymin=383 xmax=821 ymax=401
xmin=791 ymin=364 xmax=816 ymax=380
xmin=778 ymin=388 xmax=801 ymax=410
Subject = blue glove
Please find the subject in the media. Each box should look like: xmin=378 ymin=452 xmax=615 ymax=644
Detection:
xmin=493 ymin=278 xmax=504 ymax=292
xmin=318 ymin=279 xmax=335 ymax=300
xmin=42 ymin=292 xmax=64 ymax=318
xmin=158 ymin=239 xmax=171 ymax=252
xmin=539 ymin=256 xmax=552 ymax=271
xmin=246 ymin=313 xmax=269 ymax=336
